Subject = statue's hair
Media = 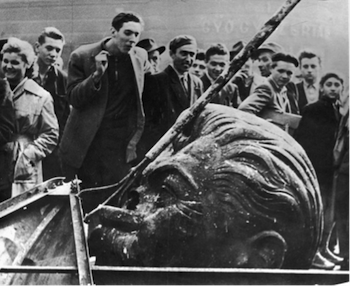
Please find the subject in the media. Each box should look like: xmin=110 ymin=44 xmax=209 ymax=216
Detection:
xmin=171 ymin=104 xmax=323 ymax=268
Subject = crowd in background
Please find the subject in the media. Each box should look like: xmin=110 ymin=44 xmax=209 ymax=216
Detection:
xmin=0 ymin=11 xmax=348 ymax=270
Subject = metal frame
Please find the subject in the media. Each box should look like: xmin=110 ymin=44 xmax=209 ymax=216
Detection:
xmin=0 ymin=179 xmax=348 ymax=285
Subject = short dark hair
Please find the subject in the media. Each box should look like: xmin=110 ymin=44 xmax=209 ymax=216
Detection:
xmin=319 ymin=72 xmax=344 ymax=87
xmin=298 ymin=50 xmax=321 ymax=66
xmin=169 ymin=35 xmax=197 ymax=54
xmin=205 ymin=43 xmax=229 ymax=62
xmin=195 ymin=49 xmax=205 ymax=61
xmin=271 ymin=52 xmax=299 ymax=68
xmin=37 ymin=27 xmax=65 ymax=45
xmin=111 ymin=12 xmax=144 ymax=31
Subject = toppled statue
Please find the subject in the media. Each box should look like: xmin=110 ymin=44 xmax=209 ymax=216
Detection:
xmin=88 ymin=104 xmax=323 ymax=269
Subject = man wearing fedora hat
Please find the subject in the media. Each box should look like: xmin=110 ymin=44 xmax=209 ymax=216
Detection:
xmin=255 ymin=42 xmax=284 ymax=77
xmin=137 ymin=38 xmax=165 ymax=74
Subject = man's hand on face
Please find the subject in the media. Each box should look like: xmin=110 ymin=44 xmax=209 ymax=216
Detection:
xmin=93 ymin=50 xmax=109 ymax=83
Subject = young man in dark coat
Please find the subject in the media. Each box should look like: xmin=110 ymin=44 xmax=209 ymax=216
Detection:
xmin=201 ymin=43 xmax=239 ymax=107
xmin=60 ymin=12 xmax=151 ymax=189
xmin=294 ymin=72 xmax=344 ymax=266
xmin=333 ymin=96 xmax=349 ymax=268
xmin=33 ymin=27 xmax=69 ymax=180
xmin=139 ymin=35 xmax=203 ymax=157
xmin=296 ymin=50 xmax=322 ymax=111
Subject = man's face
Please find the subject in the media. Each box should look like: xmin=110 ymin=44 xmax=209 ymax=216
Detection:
xmin=240 ymin=58 xmax=253 ymax=77
xmin=270 ymin=60 xmax=295 ymax=88
xmin=257 ymin=51 xmax=273 ymax=77
xmin=190 ymin=59 xmax=206 ymax=78
xmin=206 ymin=54 xmax=229 ymax=80
xmin=148 ymin=50 xmax=160 ymax=74
xmin=170 ymin=44 xmax=197 ymax=75
xmin=321 ymin=77 xmax=342 ymax=100
xmin=300 ymin=57 xmax=320 ymax=84
xmin=112 ymin=21 xmax=142 ymax=54
xmin=35 ymin=36 xmax=64 ymax=67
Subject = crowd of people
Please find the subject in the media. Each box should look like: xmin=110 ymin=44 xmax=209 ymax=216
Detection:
xmin=0 ymin=11 xmax=348 ymax=270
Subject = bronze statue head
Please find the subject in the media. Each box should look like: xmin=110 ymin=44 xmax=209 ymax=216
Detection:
xmin=89 ymin=104 xmax=323 ymax=269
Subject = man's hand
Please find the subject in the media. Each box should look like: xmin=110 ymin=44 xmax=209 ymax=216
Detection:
xmin=231 ymin=70 xmax=249 ymax=85
xmin=92 ymin=50 xmax=109 ymax=83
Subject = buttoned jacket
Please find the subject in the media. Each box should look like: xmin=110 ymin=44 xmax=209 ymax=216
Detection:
xmin=143 ymin=65 xmax=203 ymax=137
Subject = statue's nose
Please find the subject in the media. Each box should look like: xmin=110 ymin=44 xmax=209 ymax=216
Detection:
xmin=92 ymin=205 xmax=142 ymax=232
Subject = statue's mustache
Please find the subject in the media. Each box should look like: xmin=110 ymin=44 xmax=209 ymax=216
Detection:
xmin=97 ymin=190 xmax=204 ymax=232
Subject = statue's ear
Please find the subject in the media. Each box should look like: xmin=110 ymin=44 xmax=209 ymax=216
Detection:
xmin=247 ymin=231 xmax=287 ymax=268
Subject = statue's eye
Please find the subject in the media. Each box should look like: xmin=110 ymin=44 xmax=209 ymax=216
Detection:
xmin=155 ymin=183 xmax=177 ymax=208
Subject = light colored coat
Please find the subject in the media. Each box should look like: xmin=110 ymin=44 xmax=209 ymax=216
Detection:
xmin=238 ymin=77 xmax=289 ymax=115
xmin=11 ymin=78 xmax=59 ymax=195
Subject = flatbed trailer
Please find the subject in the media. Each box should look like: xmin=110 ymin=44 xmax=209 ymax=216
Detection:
xmin=0 ymin=178 xmax=348 ymax=285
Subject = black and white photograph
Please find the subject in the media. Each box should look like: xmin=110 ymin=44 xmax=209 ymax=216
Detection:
xmin=0 ymin=0 xmax=348 ymax=285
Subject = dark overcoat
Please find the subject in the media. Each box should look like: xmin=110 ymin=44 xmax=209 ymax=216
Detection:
xmin=60 ymin=38 xmax=151 ymax=168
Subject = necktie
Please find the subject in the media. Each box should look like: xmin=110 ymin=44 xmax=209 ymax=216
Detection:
xmin=279 ymin=90 xmax=290 ymax=113
xmin=333 ymin=102 xmax=340 ymax=121
xmin=181 ymin=75 xmax=188 ymax=93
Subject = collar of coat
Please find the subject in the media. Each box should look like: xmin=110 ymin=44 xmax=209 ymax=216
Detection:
xmin=13 ymin=78 xmax=45 ymax=100
xmin=267 ymin=77 xmax=287 ymax=93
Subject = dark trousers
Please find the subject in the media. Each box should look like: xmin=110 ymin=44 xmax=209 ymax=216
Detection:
xmin=42 ymin=147 xmax=63 ymax=181
xmin=0 ymin=150 xmax=12 ymax=202
xmin=62 ymin=126 xmax=131 ymax=190
xmin=335 ymin=171 xmax=349 ymax=259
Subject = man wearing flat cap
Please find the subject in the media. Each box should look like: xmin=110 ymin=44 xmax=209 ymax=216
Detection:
xmin=251 ymin=42 xmax=300 ymax=114
xmin=137 ymin=38 xmax=165 ymax=74
xmin=239 ymin=53 xmax=301 ymax=134
xmin=139 ymin=35 xmax=203 ymax=157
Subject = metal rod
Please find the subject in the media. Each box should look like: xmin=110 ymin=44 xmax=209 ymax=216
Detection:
xmin=70 ymin=194 xmax=94 ymax=285
xmin=0 ymin=266 xmax=78 ymax=273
